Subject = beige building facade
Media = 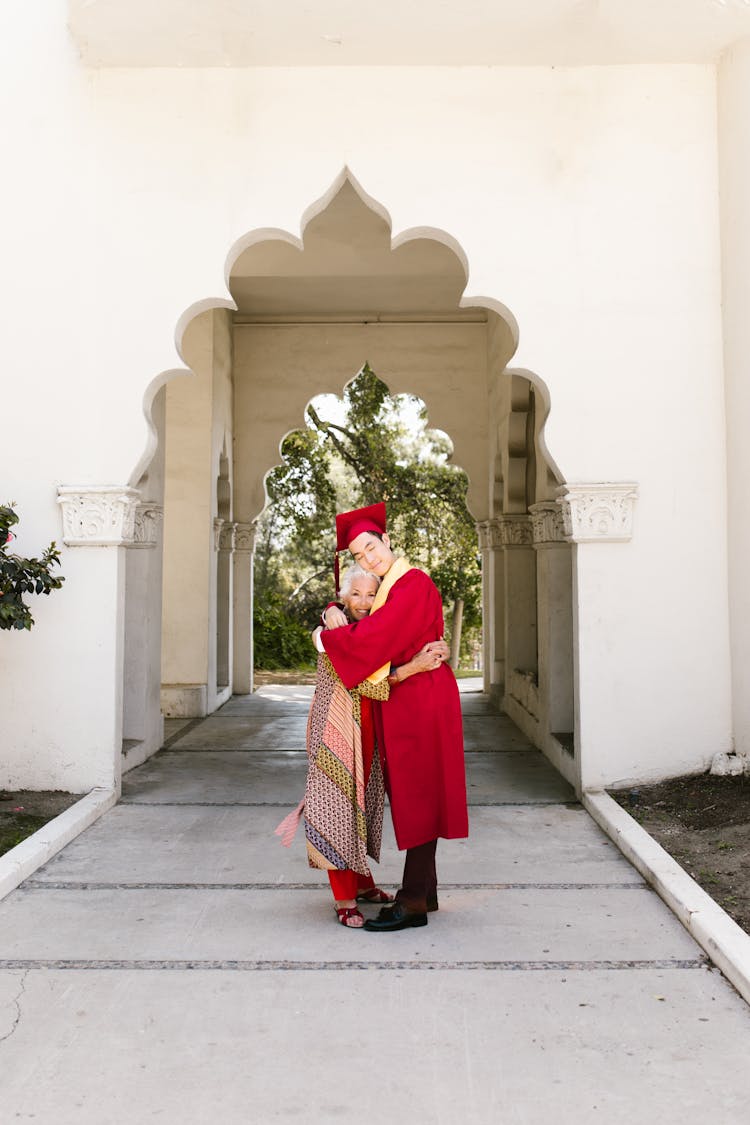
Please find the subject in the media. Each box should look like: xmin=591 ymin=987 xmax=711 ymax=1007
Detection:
xmin=3 ymin=2 xmax=750 ymax=800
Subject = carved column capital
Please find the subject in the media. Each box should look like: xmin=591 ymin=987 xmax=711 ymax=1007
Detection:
xmin=477 ymin=519 xmax=503 ymax=551
xmin=529 ymin=502 xmax=567 ymax=548
xmin=131 ymin=502 xmax=164 ymax=549
xmin=219 ymin=521 xmax=237 ymax=552
xmin=499 ymin=514 xmax=534 ymax=548
xmin=234 ymin=522 xmax=257 ymax=553
xmin=57 ymin=486 xmax=140 ymax=547
xmin=556 ymin=483 xmax=638 ymax=543
xmin=213 ymin=518 xmax=225 ymax=551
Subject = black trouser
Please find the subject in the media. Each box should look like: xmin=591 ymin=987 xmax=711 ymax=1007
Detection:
xmin=395 ymin=839 xmax=437 ymax=912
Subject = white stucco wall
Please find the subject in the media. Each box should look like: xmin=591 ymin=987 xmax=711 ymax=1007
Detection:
xmin=718 ymin=37 xmax=750 ymax=759
xmin=0 ymin=546 xmax=125 ymax=793
xmin=0 ymin=1 xmax=732 ymax=788
xmin=233 ymin=323 xmax=490 ymax=522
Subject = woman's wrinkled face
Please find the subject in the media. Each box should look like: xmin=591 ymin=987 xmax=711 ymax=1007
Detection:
xmin=342 ymin=576 xmax=379 ymax=620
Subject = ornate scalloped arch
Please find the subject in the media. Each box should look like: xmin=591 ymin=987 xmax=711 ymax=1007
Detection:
xmin=131 ymin=170 xmax=560 ymax=508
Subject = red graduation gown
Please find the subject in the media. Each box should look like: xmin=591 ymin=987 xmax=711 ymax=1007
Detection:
xmin=321 ymin=567 xmax=468 ymax=850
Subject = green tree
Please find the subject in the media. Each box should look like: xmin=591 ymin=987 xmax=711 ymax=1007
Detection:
xmin=255 ymin=365 xmax=481 ymax=667
xmin=253 ymin=425 xmax=340 ymax=646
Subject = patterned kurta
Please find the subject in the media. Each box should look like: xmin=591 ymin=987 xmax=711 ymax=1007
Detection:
xmin=304 ymin=654 xmax=389 ymax=875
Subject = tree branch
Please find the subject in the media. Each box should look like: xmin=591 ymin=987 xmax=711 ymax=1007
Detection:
xmin=307 ymin=405 xmax=363 ymax=474
xmin=286 ymin=567 xmax=330 ymax=604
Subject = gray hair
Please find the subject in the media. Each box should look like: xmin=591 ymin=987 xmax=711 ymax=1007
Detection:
xmin=339 ymin=563 xmax=381 ymax=602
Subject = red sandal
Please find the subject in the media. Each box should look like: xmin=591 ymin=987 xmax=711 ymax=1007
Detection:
xmin=356 ymin=887 xmax=394 ymax=904
xmin=335 ymin=905 xmax=365 ymax=928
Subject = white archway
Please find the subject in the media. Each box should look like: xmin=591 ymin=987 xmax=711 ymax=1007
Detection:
xmin=128 ymin=172 xmax=577 ymax=789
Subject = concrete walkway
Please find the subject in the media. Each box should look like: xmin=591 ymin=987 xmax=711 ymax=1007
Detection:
xmin=1 ymin=685 xmax=749 ymax=1123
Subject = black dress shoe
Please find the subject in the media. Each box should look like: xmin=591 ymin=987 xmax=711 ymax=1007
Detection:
xmin=363 ymin=902 xmax=428 ymax=932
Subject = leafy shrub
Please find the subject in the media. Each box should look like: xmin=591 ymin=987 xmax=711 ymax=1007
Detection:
xmin=253 ymin=593 xmax=317 ymax=670
xmin=0 ymin=504 xmax=65 ymax=631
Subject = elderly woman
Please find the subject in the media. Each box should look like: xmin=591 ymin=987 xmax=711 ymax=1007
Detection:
xmin=302 ymin=563 xmax=448 ymax=928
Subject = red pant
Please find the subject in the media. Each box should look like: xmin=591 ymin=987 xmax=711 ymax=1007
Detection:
xmin=328 ymin=869 xmax=377 ymax=901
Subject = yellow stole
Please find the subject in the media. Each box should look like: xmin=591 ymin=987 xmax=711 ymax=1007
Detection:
xmin=366 ymin=556 xmax=412 ymax=684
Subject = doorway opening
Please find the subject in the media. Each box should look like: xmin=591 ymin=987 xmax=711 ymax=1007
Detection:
xmin=253 ymin=362 xmax=481 ymax=679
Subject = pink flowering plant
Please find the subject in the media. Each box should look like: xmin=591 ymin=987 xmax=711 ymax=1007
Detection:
xmin=0 ymin=503 xmax=65 ymax=630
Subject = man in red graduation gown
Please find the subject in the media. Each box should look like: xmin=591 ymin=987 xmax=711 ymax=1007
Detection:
xmin=314 ymin=502 xmax=468 ymax=931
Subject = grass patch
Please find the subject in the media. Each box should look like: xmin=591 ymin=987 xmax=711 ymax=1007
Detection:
xmin=0 ymin=790 xmax=81 ymax=859
xmin=0 ymin=813 xmax=49 ymax=857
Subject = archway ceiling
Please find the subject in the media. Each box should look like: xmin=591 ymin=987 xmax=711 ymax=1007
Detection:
xmin=228 ymin=180 xmax=482 ymax=322
xmin=70 ymin=1 xmax=750 ymax=67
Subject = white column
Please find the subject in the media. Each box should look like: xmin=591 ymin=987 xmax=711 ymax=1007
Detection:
xmin=206 ymin=517 xmax=223 ymax=709
xmin=719 ymin=38 xmax=750 ymax=756
xmin=55 ymin=486 xmax=141 ymax=793
xmin=477 ymin=519 xmax=505 ymax=703
xmin=122 ymin=501 xmax=164 ymax=768
xmin=216 ymin=521 xmax=235 ymax=697
xmin=556 ymin=482 xmax=638 ymax=791
xmin=233 ymin=522 xmax=256 ymax=695
xmin=501 ymin=515 xmax=538 ymax=722
xmin=531 ymin=502 xmax=574 ymax=769
xmin=160 ymin=371 xmax=213 ymax=718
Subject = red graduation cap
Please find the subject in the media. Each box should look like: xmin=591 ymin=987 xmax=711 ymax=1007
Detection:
xmin=334 ymin=502 xmax=387 ymax=595
xmin=335 ymin=502 xmax=387 ymax=551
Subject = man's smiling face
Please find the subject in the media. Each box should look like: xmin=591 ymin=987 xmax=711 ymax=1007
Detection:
xmin=348 ymin=531 xmax=395 ymax=578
